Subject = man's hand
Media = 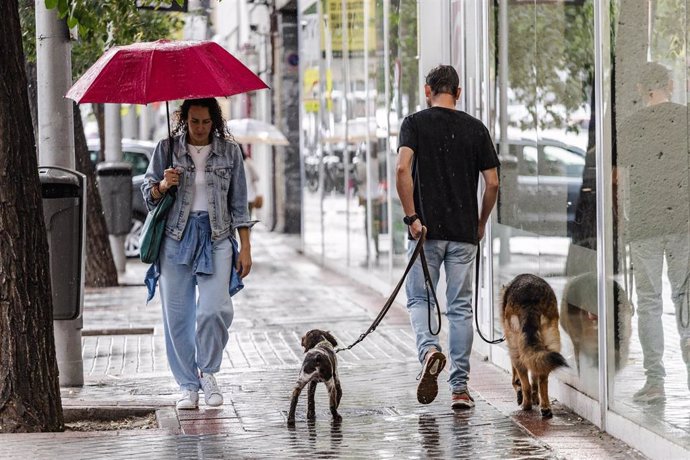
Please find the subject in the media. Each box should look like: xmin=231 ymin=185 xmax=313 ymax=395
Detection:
xmin=410 ymin=221 xmax=424 ymax=240
xmin=237 ymin=246 xmax=252 ymax=278
xmin=478 ymin=222 xmax=487 ymax=241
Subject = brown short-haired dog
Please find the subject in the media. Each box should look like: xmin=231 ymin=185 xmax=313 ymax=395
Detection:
xmin=560 ymin=273 xmax=632 ymax=374
xmin=502 ymin=274 xmax=568 ymax=418
xmin=287 ymin=329 xmax=342 ymax=426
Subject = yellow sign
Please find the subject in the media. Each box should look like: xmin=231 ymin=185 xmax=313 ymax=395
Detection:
xmin=322 ymin=0 xmax=376 ymax=57
xmin=303 ymin=67 xmax=333 ymax=113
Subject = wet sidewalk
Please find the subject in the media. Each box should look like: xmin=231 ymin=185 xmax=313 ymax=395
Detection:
xmin=2 ymin=228 xmax=646 ymax=459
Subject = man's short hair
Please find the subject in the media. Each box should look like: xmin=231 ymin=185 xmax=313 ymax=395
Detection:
xmin=425 ymin=65 xmax=460 ymax=96
xmin=638 ymin=62 xmax=671 ymax=93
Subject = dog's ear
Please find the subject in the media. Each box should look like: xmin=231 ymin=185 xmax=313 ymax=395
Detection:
xmin=323 ymin=331 xmax=338 ymax=347
xmin=302 ymin=330 xmax=320 ymax=351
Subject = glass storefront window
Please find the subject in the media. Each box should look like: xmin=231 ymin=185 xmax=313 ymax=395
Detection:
xmin=611 ymin=0 xmax=690 ymax=444
xmin=490 ymin=0 xmax=598 ymax=398
xmin=299 ymin=0 xmax=419 ymax=289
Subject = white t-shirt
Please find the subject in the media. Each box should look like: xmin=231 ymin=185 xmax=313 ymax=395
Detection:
xmin=188 ymin=143 xmax=211 ymax=211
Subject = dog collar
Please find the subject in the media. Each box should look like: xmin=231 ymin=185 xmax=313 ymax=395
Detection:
xmin=315 ymin=339 xmax=334 ymax=349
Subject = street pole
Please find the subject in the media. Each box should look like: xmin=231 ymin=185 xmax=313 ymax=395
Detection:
xmin=139 ymin=104 xmax=153 ymax=141
xmin=498 ymin=0 xmax=511 ymax=265
xmin=104 ymin=103 xmax=127 ymax=274
xmin=123 ymin=104 xmax=138 ymax=139
xmin=35 ymin=0 xmax=84 ymax=387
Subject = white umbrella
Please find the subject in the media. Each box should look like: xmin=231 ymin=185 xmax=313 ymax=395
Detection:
xmin=322 ymin=118 xmax=378 ymax=144
xmin=227 ymin=118 xmax=289 ymax=146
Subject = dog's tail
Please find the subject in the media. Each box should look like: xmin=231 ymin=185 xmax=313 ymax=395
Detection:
xmin=523 ymin=349 xmax=569 ymax=375
xmin=520 ymin=309 xmax=569 ymax=374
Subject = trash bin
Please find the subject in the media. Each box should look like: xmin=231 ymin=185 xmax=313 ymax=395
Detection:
xmin=39 ymin=166 xmax=86 ymax=321
xmin=97 ymin=162 xmax=132 ymax=236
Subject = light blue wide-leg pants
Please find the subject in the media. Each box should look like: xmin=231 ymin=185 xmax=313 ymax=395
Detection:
xmin=159 ymin=234 xmax=234 ymax=391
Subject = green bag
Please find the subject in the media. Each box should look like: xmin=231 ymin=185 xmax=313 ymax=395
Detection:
xmin=139 ymin=135 xmax=176 ymax=264
xmin=139 ymin=191 xmax=175 ymax=264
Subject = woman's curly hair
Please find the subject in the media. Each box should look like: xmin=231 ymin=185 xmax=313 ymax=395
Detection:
xmin=172 ymin=98 xmax=232 ymax=141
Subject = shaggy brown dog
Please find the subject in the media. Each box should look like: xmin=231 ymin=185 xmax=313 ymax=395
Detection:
xmin=502 ymin=274 xmax=568 ymax=418
xmin=287 ymin=330 xmax=342 ymax=426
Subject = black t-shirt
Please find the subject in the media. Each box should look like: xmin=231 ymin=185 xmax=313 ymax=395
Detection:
xmin=398 ymin=107 xmax=499 ymax=243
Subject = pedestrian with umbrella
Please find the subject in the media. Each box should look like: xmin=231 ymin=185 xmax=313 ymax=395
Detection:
xmin=67 ymin=40 xmax=268 ymax=410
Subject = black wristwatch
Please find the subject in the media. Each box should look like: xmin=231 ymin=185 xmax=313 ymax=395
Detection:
xmin=403 ymin=214 xmax=419 ymax=225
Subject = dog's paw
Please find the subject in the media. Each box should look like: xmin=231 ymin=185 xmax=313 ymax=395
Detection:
xmin=540 ymin=408 xmax=553 ymax=418
xmin=516 ymin=390 xmax=523 ymax=406
xmin=521 ymin=403 xmax=532 ymax=411
xmin=287 ymin=418 xmax=296 ymax=427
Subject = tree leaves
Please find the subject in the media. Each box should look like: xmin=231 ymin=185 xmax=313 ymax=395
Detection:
xmin=20 ymin=1 xmax=183 ymax=79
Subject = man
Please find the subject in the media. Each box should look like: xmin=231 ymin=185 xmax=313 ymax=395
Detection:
xmin=395 ymin=65 xmax=499 ymax=409
xmin=617 ymin=62 xmax=690 ymax=402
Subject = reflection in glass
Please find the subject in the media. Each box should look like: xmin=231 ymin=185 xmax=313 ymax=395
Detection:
xmin=300 ymin=5 xmax=325 ymax=258
xmin=389 ymin=0 xmax=419 ymax=275
xmin=611 ymin=1 xmax=690 ymax=443
xmin=490 ymin=0 xmax=598 ymax=399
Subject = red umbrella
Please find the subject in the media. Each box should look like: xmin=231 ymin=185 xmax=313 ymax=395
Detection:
xmin=66 ymin=39 xmax=268 ymax=104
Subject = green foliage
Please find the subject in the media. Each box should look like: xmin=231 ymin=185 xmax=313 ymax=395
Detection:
xmin=389 ymin=0 xmax=418 ymax=114
xmin=19 ymin=1 xmax=183 ymax=79
xmin=651 ymin=0 xmax=686 ymax=61
xmin=504 ymin=1 xmax=594 ymax=131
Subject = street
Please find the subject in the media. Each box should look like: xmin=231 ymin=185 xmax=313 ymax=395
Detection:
xmin=1 ymin=228 xmax=645 ymax=459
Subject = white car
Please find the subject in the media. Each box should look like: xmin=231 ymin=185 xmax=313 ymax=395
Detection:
xmin=497 ymin=138 xmax=586 ymax=237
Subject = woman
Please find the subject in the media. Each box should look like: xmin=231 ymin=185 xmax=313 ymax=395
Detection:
xmin=142 ymin=98 xmax=253 ymax=410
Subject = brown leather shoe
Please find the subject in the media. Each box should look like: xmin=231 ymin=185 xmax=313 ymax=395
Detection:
xmin=417 ymin=348 xmax=446 ymax=404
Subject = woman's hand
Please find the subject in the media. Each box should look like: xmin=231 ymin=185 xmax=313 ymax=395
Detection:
xmin=237 ymin=246 xmax=252 ymax=278
xmin=159 ymin=167 xmax=181 ymax=193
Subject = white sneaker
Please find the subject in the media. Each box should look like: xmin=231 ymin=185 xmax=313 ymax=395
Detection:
xmin=200 ymin=373 xmax=223 ymax=407
xmin=176 ymin=389 xmax=199 ymax=410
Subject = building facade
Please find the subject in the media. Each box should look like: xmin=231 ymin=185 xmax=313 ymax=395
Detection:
xmin=297 ymin=1 xmax=690 ymax=458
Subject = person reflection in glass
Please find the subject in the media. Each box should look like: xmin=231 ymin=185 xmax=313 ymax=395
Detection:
xmin=617 ymin=62 xmax=690 ymax=403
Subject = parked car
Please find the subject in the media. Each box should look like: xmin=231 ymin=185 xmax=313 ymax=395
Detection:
xmin=88 ymin=139 xmax=157 ymax=257
xmin=497 ymin=138 xmax=586 ymax=237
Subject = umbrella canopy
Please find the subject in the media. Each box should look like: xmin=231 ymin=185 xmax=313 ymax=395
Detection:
xmin=227 ymin=118 xmax=289 ymax=146
xmin=66 ymin=39 xmax=268 ymax=104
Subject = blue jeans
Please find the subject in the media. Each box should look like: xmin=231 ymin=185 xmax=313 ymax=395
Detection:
xmin=405 ymin=239 xmax=477 ymax=392
xmin=159 ymin=213 xmax=235 ymax=391
xmin=630 ymin=233 xmax=690 ymax=383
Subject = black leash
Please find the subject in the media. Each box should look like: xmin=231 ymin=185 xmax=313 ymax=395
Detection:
xmin=474 ymin=243 xmax=505 ymax=344
xmin=336 ymin=226 xmax=442 ymax=353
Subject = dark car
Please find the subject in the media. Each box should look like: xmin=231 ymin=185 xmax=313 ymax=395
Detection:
xmin=88 ymin=139 xmax=157 ymax=257
xmin=497 ymin=138 xmax=586 ymax=237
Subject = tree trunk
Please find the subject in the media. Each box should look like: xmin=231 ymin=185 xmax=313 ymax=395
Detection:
xmin=0 ymin=0 xmax=63 ymax=433
xmin=73 ymin=104 xmax=119 ymax=287
xmin=93 ymin=103 xmax=105 ymax=163
xmin=24 ymin=60 xmax=39 ymax=155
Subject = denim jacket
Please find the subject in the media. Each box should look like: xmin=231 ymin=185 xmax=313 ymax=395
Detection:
xmin=141 ymin=134 xmax=254 ymax=241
